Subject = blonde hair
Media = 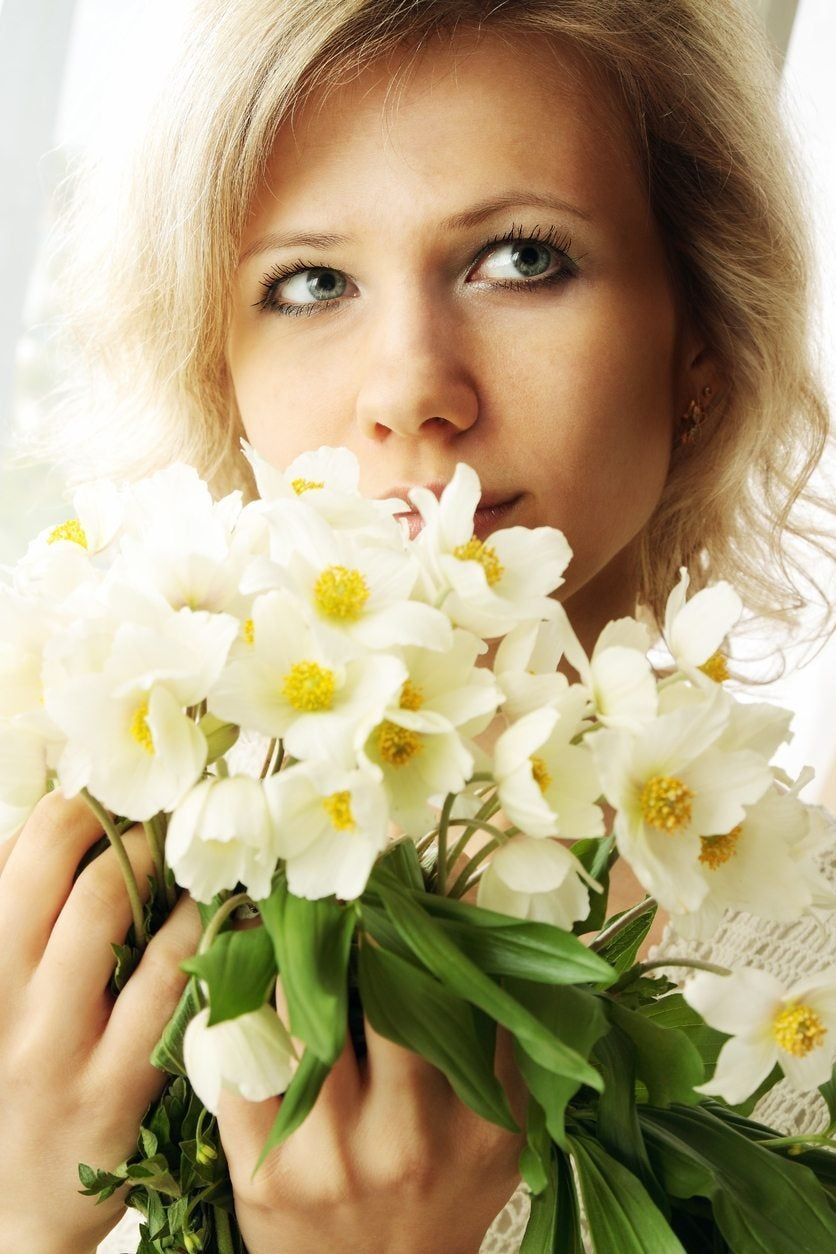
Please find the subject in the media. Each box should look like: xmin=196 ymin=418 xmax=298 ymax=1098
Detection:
xmin=18 ymin=0 xmax=835 ymax=660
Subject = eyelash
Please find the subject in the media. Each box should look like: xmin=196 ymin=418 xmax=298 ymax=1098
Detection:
xmin=251 ymin=222 xmax=579 ymax=317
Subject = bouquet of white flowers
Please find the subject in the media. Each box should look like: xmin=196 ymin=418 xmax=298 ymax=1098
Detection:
xmin=2 ymin=443 xmax=835 ymax=1253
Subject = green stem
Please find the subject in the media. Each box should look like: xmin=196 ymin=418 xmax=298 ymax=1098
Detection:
xmin=153 ymin=812 xmax=177 ymax=909
xmin=590 ymin=896 xmax=657 ymax=952
xmin=444 ymin=795 xmax=501 ymax=869
xmin=447 ymin=836 xmax=504 ymax=899
xmin=259 ymin=738 xmax=283 ymax=780
xmin=754 ymin=1132 xmax=836 ymax=1150
xmin=142 ymin=819 xmax=168 ymax=907
xmin=609 ymin=956 xmax=732 ymax=995
xmin=80 ymin=789 xmax=147 ymax=949
xmin=213 ymin=1203 xmax=234 ymax=1254
xmin=199 ymin=891 xmax=254 ymax=955
xmin=435 ymin=793 xmax=456 ymax=896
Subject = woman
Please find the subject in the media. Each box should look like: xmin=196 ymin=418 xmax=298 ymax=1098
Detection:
xmin=3 ymin=2 xmax=834 ymax=1251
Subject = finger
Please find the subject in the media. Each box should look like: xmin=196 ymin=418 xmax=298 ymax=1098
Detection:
xmin=361 ymin=1011 xmax=451 ymax=1103
xmin=95 ymin=888 xmax=204 ymax=1112
xmin=216 ymin=990 xmax=360 ymax=1192
xmin=0 ymin=826 xmax=22 ymax=879
xmin=32 ymin=824 xmax=160 ymax=1038
xmin=0 ymin=789 xmax=105 ymax=968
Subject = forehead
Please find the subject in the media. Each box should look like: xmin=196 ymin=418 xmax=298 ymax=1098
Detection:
xmin=249 ymin=27 xmax=649 ymax=244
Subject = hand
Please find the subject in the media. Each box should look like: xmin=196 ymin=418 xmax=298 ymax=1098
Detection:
xmin=0 ymin=789 xmax=203 ymax=1251
xmin=217 ymin=967 xmax=530 ymax=1254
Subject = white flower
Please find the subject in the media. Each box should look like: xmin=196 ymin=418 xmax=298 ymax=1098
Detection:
xmin=589 ymin=688 xmax=774 ymax=915
xmin=183 ymin=1003 xmax=298 ymax=1115
xmin=493 ymin=616 xmax=574 ymax=720
xmin=409 ymin=463 xmax=572 ymax=637
xmin=0 ymin=722 xmax=49 ymax=842
xmin=207 ymin=589 xmax=408 ymax=765
xmin=255 ymin=520 xmax=452 ymax=655
xmin=45 ymin=599 xmax=238 ymax=819
xmin=683 ymin=963 xmax=836 ymax=1103
xmin=241 ymin=439 xmax=404 ymax=540
xmin=263 ymin=761 xmax=390 ymax=901
xmin=662 ymin=566 xmax=742 ymax=686
xmin=166 ymin=775 xmax=281 ymax=902
xmin=666 ymin=787 xmax=830 ymax=941
xmin=387 ymin=630 xmax=503 ymax=737
xmin=493 ymin=688 xmax=603 ymax=840
xmin=20 ymin=478 xmax=124 ymax=566
xmin=476 ymin=834 xmax=602 ymax=928
xmin=567 ymin=615 xmax=658 ymax=731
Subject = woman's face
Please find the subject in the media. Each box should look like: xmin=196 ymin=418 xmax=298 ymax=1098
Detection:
xmin=227 ymin=27 xmax=716 ymax=649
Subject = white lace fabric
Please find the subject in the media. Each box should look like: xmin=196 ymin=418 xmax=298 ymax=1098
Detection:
xmin=96 ymin=739 xmax=836 ymax=1253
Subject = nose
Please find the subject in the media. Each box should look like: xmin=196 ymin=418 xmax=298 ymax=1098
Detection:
xmin=354 ymin=296 xmax=479 ymax=442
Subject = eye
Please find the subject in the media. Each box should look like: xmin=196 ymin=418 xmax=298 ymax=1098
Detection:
xmin=252 ymin=221 xmax=579 ymax=317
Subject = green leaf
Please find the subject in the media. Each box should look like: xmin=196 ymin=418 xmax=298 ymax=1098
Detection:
xmin=570 ymin=1133 xmax=685 ymax=1252
xmin=504 ymin=979 xmax=609 ymax=1148
xmin=607 ymin=999 xmax=705 ymax=1106
xmin=376 ymin=837 xmax=426 ymax=891
xmin=109 ymin=939 xmax=141 ymax=994
xmin=518 ymin=1093 xmax=551 ymax=1196
xmin=373 ymin=876 xmax=604 ymax=1091
xmin=149 ymin=976 xmax=204 ymax=1077
xmin=519 ymin=1139 xmax=557 ymax=1251
xmin=637 ymin=992 xmax=727 ymax=1072
xmin=367 ymin=873 xmax=617 ymax=986
xmin=593 ymin=1022 xmax=671 ymax=1221
xmin=699 ymin=1099 xmax=836 ymax=1192
xmin=180 ymin=925 xmax=277 ymax=1026
xmin=257 ymin=875 xmax=358 ymax=1063
xmin=571 ymin=835 xmax=616 ymax=935
xmin=640 ymin=1103 xmax=836 ymax=1251
xmin=818 ymin=1060 xmax=836 ymax=1131
xmin=554 ymin=1144 xmax=585 ymax=1253
xmin=596 ymin=900 xmax=657 ymax=973
xmin=252 ymin=1047 xmax=333 ymax=1178
xmin=357 ymin=937 xmax=519 ymax=1132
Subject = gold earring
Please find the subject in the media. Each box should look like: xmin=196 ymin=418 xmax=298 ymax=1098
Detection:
xmin=677 ymin=385 xmax=713 ymax=447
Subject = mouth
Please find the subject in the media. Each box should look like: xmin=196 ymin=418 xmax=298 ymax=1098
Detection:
xmin=391 ymin=490 xmax=523 ymax=542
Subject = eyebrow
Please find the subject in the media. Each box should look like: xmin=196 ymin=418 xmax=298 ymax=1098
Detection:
xmin=238 ymin=191 xmax=594 ymax=265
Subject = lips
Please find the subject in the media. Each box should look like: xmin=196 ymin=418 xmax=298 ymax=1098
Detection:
xmin=389 ymin=487 xmax=522 ymax=541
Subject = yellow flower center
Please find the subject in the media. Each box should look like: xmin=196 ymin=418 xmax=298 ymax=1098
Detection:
xmin=129 ymin=698 xmax=155 ymax=754
xmin=47 ymin=518 xmax=88 ymax=548
xmin=291 ymin=477 xmax=325 ymax=495
xmin=322 ymin=790 xmax=356 ymax=831
xmin=699 ymin=825 xmax=742 ymax=869
xmin=530 ymin=754 xmax=552 ymax=795
xmin=313 ymin=565 xmax=370 ymax=621
xmin=451 ymin=536 xmax=504 ymax=587
xmin=377 ymin=720 xmax=423 ymax=767
xmin=698 ymin=651 xmax=730 ymax=683
xmin=242 ymin=618 xmax=255 ymax=645
xmin=772 ymin=1002 xmax=828 ymax=1058
xmin=640 ymin=774 xmax=694 ymax=833
xmin=399 ymin=680 xmax=424 ymax=710
xmin=282 ymin=660 xmax=336 ymax=712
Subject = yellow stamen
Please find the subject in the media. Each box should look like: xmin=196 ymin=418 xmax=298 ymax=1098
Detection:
xmin=322 ymin=790 xmax=356 ymax=831
xmin=452 ymin=536 xmax=504 ymax=587
xmin=47 ymin=518 xmax=88 ymax=548
xmin=399 ymin=680 xmax=424 ymax=711
xmin=699 ymin=825 xmax=742 ymax=869
xmin=282 ymin=660 xmax=336 ymax=712
xmin=291 ymin=477 xmax=325 ymax=495
xmin=698 ymin=651 xmax=730 ymax=683
xmin=242 ymin=618 xmax=255 ymax=645
xmin=313 ymin=565 xmax=370 ymax=621
xmin=377 ymin=720 xmax=423 ymax=767
xmin=129 ymin=699 xmax=155 ymax=754
xmin=530 ymin=754 xmax=552 ymax=795
xmin=772 ymin=1002 xmax=827 ymax=1058
xmin=640 ymin=774 xmax=694 ymax=833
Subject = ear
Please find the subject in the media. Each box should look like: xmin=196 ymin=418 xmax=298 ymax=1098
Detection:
xmin=674 ymin=315 xmax=726 ymax=420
